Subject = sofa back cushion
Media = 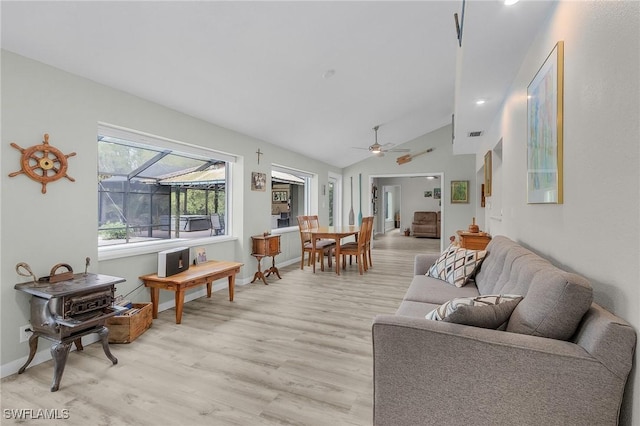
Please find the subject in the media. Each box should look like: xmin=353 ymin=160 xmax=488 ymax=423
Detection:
xmin=475 ymin=236 xmax=593 ymax=340
xmin=413 ymin=211 xmax=436 ymax=224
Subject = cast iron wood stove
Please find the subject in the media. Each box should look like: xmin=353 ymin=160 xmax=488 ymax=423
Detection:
xmin=14 ymin=273 xmax=125 ymax=391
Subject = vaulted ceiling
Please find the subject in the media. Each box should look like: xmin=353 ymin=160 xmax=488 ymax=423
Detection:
xmin=1 ymin=1 xmax=555 ymax=168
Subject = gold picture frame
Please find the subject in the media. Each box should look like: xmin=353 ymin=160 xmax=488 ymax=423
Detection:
xmin=484 ymin=150 xmax=492 ymax=197
xmin=527 ymin=41 xmax=564 ymax=204
xmin=451 ymin=180 xmax=469 ymax=204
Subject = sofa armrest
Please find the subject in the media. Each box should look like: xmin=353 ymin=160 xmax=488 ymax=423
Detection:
xmin=372 ymin=315 xmax=627 ymax=426
xmin=414 ymin=253 xmax=439 ymax=275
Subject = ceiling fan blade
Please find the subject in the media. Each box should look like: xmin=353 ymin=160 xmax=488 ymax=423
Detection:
xmin=387 ymin=148 xmax=411 ymax=153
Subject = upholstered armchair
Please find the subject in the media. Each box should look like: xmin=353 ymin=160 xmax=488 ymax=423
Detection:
xmin=411 ymin=211 xmax=440 ymax=238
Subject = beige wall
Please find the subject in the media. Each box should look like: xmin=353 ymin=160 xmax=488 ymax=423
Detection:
xmin=476 ymin=2 xmax=639 ymax=423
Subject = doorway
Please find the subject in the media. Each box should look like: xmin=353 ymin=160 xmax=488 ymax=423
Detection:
xmin=328 ymin=172 xmax=342 ymax=227
xmin=370 ymin=172 xmax=445 ymax=252
xmin=382 ymin=185 xmax=401 ymax=233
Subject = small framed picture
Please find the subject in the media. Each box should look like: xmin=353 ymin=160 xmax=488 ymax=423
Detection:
xmin=424 ymin=191 xmax=433 ymax=198
xmin=451 ymin=180 xmax=469 ymax=204
xmin=272 ymin=190 xmax=288 ymax=202
xmin=251 ymin=172 xmax=266 ymax=191
xmin=433 ymin=188 xmax=441 ymax=200
xmin=194 ymin=247 xmax=207 ymax=264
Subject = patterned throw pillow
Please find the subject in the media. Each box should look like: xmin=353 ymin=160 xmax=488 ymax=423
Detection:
xmin=425 ymin=294 xmax=523 ymax=329
xmin=427 ymin=245 xmax=487 ymax=287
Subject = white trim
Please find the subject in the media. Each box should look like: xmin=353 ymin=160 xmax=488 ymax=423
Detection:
xmin=98 ymin=122 xmax=237 ymax=163
xmin=328 ymin=172 xmax=342 ymax=227
xmin=98 ymin=235 xmax=237 ymax=261
xmin=271 ymin=163 xmax=313 ymax=179
xmin=270 ymin=226 xmax=299 ymax=235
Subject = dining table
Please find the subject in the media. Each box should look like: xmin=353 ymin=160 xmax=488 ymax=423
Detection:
xmin=308 ymin=225 xmax=359 ymax=275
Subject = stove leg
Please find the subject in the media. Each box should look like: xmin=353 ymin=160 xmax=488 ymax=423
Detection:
xmin=18 ymin=333 xmax=39 ymax=374
xmin=73 ymin=338 xmax=84 ymax=351
xmin=50 ymin=342 xmax=72 ymax=392
xmin=98 ymin=326 xmax=118 ymax=365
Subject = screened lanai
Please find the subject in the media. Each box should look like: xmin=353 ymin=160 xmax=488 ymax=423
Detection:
xmin=98 ymin=135 xmax=228 ymax=246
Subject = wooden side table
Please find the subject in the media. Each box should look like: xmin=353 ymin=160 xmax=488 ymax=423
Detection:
xmin=457 ymin=231 xmax=492 ymax=250
xmin=251 ymin=234 xmax=281 ymax=285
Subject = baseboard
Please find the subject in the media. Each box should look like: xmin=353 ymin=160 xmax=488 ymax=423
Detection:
xmin=1 ymin=258 xmax=301 ymax=379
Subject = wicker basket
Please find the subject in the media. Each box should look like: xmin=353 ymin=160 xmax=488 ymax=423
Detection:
xmin=106 ymin=303 xmax=152 ymax=343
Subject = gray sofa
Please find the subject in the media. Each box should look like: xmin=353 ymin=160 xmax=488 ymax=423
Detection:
xmin=372 ymin=235 xmax=636 ymax=426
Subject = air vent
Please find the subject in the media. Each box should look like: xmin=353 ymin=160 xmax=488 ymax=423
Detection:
xmin=467 ymin=131 xmax=484 ymax=137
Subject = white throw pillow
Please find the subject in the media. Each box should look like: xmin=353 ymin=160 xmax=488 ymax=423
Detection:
xmin=427 ymin=245 xmax=487 ymax=287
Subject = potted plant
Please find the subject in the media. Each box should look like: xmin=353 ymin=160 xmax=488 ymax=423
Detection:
xmin=404 ymin=227 xmax=411 ymax=236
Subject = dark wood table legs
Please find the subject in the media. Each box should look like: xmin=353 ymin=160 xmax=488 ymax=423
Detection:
xmin=251 ymin=254 xmax=281 ymax=285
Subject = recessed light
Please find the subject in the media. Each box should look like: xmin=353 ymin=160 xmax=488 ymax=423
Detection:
xmin=504 ymin=0 xmax=519 ymax=5
xmin=476 ymin=99 xmax=486 ymax=105
xmin=322 ymin=69 xmax=336 ymax=79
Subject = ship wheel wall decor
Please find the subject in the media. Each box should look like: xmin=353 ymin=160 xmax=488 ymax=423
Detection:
xmin=8 ymin=133 xmax=76 ymax=194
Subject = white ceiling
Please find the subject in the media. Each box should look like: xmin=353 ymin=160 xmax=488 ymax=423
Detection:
xmin=1 ymin=1 xmax=555 ymax=168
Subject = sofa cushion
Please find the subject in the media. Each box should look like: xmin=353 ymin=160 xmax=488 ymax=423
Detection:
xmin=404 ymin=275 xmax=480 ymax=305
xmin=427 ymin=246 xmax=487 ymax=288
xmin=396 ymin=300 xmax=441 ymax=318
xmin=477 ymin=236 xmax=593 ymax=340
xmin=506 ymin=272 xmax=593 ymax=340
xmin=426 ymin=294 xmax=523 ymax=329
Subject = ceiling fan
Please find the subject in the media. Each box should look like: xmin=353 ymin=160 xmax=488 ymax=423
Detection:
xmin=353 ymin=125 xmax=410 ymax=156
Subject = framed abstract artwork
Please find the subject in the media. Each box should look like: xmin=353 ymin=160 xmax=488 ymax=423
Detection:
xmin=527 ymin=41 xmax=564 ymax=204
xmin=451 ymin=180 xmax=469 ymax=204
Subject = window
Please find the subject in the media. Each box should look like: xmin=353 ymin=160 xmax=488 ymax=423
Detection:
xmin=271 ymin=165 xmax=311 ymax=229
xmin=97 ymin=126 xmax=232 ymax=246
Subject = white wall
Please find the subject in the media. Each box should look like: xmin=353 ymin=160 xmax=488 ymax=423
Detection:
xmin=0 ymin=50 xmax=340 ymax=374
xmin=379 ymin=176 xmax=442 ymax=233
xmin=476 ymin=2 xmax=639 ymax=423
xmin=345 ymin=124 xmax=476 ymax=244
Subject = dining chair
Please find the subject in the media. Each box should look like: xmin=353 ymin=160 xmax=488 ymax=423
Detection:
xmin=297 ymin=215 xmax=334 ymax=270
xmin=364 ymin=216 xmax=374 ymax=269
xmin=306 ymin=215 xmax=336 ymax=261
xmin=342 ymin=216 xmax=373 ymax=269
xmin=307 ymin=215 xmax=320 ymax=229
xmin=339 ymin=217 xmax=370 ymax=274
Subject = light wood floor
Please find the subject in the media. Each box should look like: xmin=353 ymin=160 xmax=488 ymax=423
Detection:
xmin=1 ymin=231 xmax=440 ymax=426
